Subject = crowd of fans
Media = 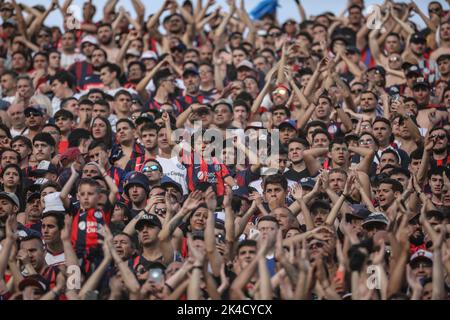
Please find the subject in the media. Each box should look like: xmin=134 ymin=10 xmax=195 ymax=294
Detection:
xmin=0 ymin=0 xmax=449 ymax=301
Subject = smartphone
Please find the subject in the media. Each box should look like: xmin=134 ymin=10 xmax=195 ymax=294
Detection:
xmin=216 ymin=233 xmax=225 ymax=244
xmin=148 ymin=268 xmax=164 ymax=283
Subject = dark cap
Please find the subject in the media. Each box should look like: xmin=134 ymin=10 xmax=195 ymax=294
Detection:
xmin=135 ymin=213 xmax=162 ymax=231
xmin=367 ymin=65 xmax=386 ymax=76
xmin=411 ymin=33 xmax=426 ymax=44
xmin=300 ymin=177 xmax=315 ymax=189
xmin=231 ymin=185 xmax=249 ymax=200
xmin=278 ymin=119 xmax=297 ymax=131
xmin=32 ymin=160 xmax=58 ymax=176
xmin=24 ymin=106 xmax=43 ymax=117
xmin=26 ymin=192 xmax=41 ymax=203
xmin=125 ymin=172 xmax=150 ymax=196
xmin=346 ymin=46 xmax=360 ymax=55
xmin=362 ymin=212 xmax=389 ymax=227
xmin=160 ymin=176 xmax=183 ymax=194
xmin=406 ymin=65 xmax=421 ymax=77
xmin=412 ymin=77 xmax=430 ymax=90
xmin=182 ymin=68 xmax=199 ymax=78
xmin=19 ymin=274 xmax=49 ymax=293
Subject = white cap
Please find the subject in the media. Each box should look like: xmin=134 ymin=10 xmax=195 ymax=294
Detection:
xmin=236 ymin=60 xmax=254 ymax=70
xmin=43 ymin=192 xmax=65 ymax=213
xmin=81 ymin=35 xmax=98 ymax=45
xmin=141 ymin=50 xmax=158 ymax=60
xmin=410 ymin=249 xmax=433 ymax=264
xmin=126 ymin=49 xmax=141 ymax=57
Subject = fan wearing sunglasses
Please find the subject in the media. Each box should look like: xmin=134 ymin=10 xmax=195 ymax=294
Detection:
xmin=141 ymin=160 xmax=163 ymax=189
xmin=427 ymin=127 xmax=450 ymax=168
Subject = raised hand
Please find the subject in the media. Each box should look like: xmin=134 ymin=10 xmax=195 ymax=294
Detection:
xmin=204 ymin=187 xmax=217 ymax=212
xmin=61 ymin=215 xmax=73 ymax=242
xmin=5 ymin=214 xmax=18 ymax=240
xmin=182 ymin=190 xmax=204 ymax=212
xmin=291 ymin=183 xmax=303 ymax=201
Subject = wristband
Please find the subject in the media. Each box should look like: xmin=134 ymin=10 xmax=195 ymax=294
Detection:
xmin=192 ymin=266 xmax=203 ymax=270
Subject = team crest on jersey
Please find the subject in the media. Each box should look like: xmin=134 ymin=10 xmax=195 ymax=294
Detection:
xmin=78 ymin=221 xmax=86 ymax=231
xmin=177 ymin=163 xmax=184 ymax=170
xmin=197 ymin=171 xmax=205 ymax=180
xmin=94 ymin=211 xmax=102 ymax=219
xmin=214 ymin=164 xmax=221 ymax=172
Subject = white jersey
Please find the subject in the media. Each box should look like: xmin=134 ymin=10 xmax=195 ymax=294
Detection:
xmin=156 ymin=156 xmax=188 ymax=195
xmin=45 ymin=251 xmax=65 ymax=267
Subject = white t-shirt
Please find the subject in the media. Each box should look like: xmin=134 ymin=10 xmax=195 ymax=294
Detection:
xmin=45 ymin=251 xmax=65 ymax=267
xmin=10 ymin=127 xmax=28 ymax=138
xmin=61 ymin=52 xmax=86 ymax=70
xmin=156 ymin=156 xmax=188 ymax=195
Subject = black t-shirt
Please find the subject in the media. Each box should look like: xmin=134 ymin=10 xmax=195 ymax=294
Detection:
xmin=283 ymin=167 xmax=311 ymax=182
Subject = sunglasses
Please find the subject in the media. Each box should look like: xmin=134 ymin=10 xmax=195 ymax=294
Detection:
xmin=268 ymin=32 xmax=281 ymax=37
xmin=351 ymin=89 xmax=363 ymax=94
xmin=359 ymin=139 xmax=374 ymax=145
xmin=411 ymin=261 xmax=432 ymax=269
xmin=309 ymin=242 xmax=324 ymax=249
xmin=196 ymin=109 xmax=210 ymax=116
xmin=155 ymin=208 xmax=167 ymax=214
xmin=142 ymin=165 xmax=160 ymax=173
xmin=273 ymin=88 xmax=288 ymax=96
xmin=430 ymin=134 xmax=446 ymax=140
xmin=25 ymin=111 xmax=42 ymax=117
xmin=389 ymin=56 xmax=400 ymax=62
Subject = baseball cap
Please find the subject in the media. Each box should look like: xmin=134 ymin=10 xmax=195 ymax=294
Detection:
xmin=245 ymin=121 xmax=264 ymax=130
xmin=2 ymin=18 xmax=16 ymax=28
xmin=0 ymin=191 xmax=20 ymax=207
xmin=236 ymin=60 xmax=254 ymax=70
xmin=126 ymin=49 xmax=141 ymax=58
xmin=367 ymin=65 xmax=386 ymax=76
xmin=81 ymin=35 xmax=98 ymax=46
xmin=19 ymin=274 xmax=49 ymax=293
xmin=160 ymin=176 xmax=183 ymax=194
xmin=26 ymin=192 xmax=41 ymax=203
xmin=33 ymin=160 xmax=58 ymax=176
xmin=410 ymin=249 xmax=433 ymax=265
xmin=412 ymin=77 xmax=430 ymax=90
xmin=362 ymin=212 xmax=389 ymax=227
xmin=300 ymin=177 xmax=315 ymax=189
xmin=182 ymin=68 xmax=199 ymax=78
xmin=135 ymin=213 xmax=162 ymax=231
xmin=411 ymin=33 xmax=426 ymax=44
xmin=24 ymin=106 xmax=43 ymax=117
xmin=141 ymin=50 xmax=158 ymax=61
xmin=348 ymin=205 xmax=371 ymax=220
xmin=124 ymin=172 xmax=150 ymax=196
xmin=212 ymin=99 xmax=233 ymax=112
xmin=406 ymin=65 xmax=421 ymax=77
xmin=346 ymin=46 xmax=360 ymax=55
xmin=232 ymin=185 xmax=249 ymax=200
xmin=278 ymin=119 xmax=297 ymax=131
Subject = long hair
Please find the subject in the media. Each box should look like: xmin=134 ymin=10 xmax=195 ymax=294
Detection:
xmin=90 ymin=116 xmax=113 ymax=150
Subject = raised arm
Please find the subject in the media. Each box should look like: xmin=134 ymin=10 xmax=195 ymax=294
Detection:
xmin=60 ymin=164 xmax=79 ymax=209
xmin=78 ymin=239 xmax=112 ymax=299
xmin=303 ymin=147 xmax=328 ymax=177
xmin=203 ymin=188 xmax=223 ymax=277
